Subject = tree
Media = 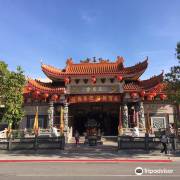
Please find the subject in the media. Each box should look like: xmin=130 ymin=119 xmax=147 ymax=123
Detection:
xmin=176 ymin=42 xmax=180 ymax=61
xmin=165 ymin=42 xmax=180 ymax=104
xmin=0 ymin=61 xmax=26 ymax=129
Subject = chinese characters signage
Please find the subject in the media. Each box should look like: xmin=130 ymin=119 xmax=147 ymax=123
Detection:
xmin=67 ymin=84 xmax=123 ymax=94
xmin=68 ymin=95 xmax=121 ymax=104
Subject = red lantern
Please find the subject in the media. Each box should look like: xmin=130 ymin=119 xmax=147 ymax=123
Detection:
xmin=152 ymin=92 xmax=157 ymax=97
xmin=51 ymin=94 xmax=58 ymax=101
xmin=34 ymin=90 xmax=40 ymax=96
xmin=64 ymin=77 xmax=70 ymax=84
xmin=27 ymin=86 xmax=32 ymax=91
xmin=91 ymin=76 xmax=96 ymax=84
xmin=160 ymin=94 xmax=167 ymax=100
xmin=43 ymin=93 xmax=49 ymax=99
xmin=147 ymin=94 xmax=153 ymax=101
xmin=140 ymin=90 xmax=146 ymax=97
xmin=33 ymin=90 xmax=40 ymax=99
xmin=131 ymin=92 xmax=138 ymax=99
xmin=117 ymin=75 xmax=123 ymax=81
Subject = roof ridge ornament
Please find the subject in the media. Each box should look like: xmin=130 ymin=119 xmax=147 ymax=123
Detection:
xmin=80 ymin=58 xmax=90 ymax=63
xmin=40 ymin=59 xmax=43 ymax=65
xmin=116 ymin=56 xmax=124 ymax=64
xmin=66 ymin=58 xmax=73 ymax=66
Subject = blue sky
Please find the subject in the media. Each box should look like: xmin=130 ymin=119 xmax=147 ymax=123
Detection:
xmin=0 ymin=0 xmax=179 ymax=80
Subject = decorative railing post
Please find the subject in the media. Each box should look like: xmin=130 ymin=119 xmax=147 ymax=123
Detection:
xmin=34 ymin=135 xmax=38 ymax=150
xmin=145 ymin=133 xmax=149 ymax=151
xmin=7 ymin=137 xmax=12 ymax=151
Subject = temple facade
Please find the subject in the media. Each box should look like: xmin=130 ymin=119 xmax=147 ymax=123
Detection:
xmin=22 ymin=56 xmax=178 ymax=141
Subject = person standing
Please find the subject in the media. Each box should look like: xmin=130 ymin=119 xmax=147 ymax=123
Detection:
xmin=160 ymin=132 xmax=168 ymax=154
xmin=167 ymin=123 xmax=176 ymax=152
xmin=75 ymin=130 xmax=80 ymax=145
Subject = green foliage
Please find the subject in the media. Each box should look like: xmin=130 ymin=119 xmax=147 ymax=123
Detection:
xmin=165 ymin=43 xmax=180 ymax=104
xmin=176 ymin=42 xmax=180 ymax=61
xmin=0 ymin=61 xmax=26 ymax=128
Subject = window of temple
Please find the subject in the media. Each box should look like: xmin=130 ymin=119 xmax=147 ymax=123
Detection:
xmin=83 ymin=79 xmax=88 ymax=84
xmin=110 ymin=78 xmax=114 ymax=83
xmin=101 ymin=78 xmax=106 ymax=83
xmin=75 ymin=79 xmax=80 ymax=84
xmin=26 ymin=115 xmax=48 ymax=129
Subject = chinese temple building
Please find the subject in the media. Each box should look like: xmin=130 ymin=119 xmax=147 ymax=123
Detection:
xmin=23 ymin=56 xmax=178 ymax=141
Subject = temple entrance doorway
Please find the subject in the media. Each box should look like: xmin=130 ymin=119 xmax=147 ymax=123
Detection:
xmin=69 ymin=103 xmax=119 ymax=136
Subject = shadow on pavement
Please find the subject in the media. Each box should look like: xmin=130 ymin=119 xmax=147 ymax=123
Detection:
xmin=0 ymin=143 xmax=179 ymax=159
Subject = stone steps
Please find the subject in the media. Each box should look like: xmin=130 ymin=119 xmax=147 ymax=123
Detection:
xmin=66 ymin=136 xmax=118 ymax=153
xmin=65 ymin=144 xmax=117 ymax=153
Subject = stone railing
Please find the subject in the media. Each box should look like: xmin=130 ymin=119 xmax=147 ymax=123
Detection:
xmin=0 ymin=136 xmax=65 ymax=151
xmin=117 ymin=135 xmax=180 ymax=151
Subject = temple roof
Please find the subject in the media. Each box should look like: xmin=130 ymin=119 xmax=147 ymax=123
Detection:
xmin=24 ymin=73 xmax=165 ymax=95
xmin=123 ymin=73 xmax=164 ymax=92
xmin=139 ymin=72 xmax=164 ymax=90
xmin=23 ymin=56 xmax=166 ymax=100
xmin=41 ymin=56 xmax=148 ymax=81
xmin=25 ymin=78 xmax=65 ymax=94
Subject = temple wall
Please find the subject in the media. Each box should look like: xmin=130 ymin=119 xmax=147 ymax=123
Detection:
xmin=144 ymin=103 xmax=177 ymax=128
xmin=144 ymin=103 xmax=176 ymax=114
xmin=23 ymin=105 xmax=49 ymax=115
xmin=20 ymin=104 xmax=49 ymax=129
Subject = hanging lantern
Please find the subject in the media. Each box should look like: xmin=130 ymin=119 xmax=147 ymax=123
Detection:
xmin=64 ymin=77 xmax=70 ymax=84
xmin=33 ymin=90 xmax=40 ymax=99
xmin=131 ymin=92 xmax=138 ymax=99
xmin=34 ymin=90 xmax=40 ymax=96
xmin=27 ymin=86 xmax=32 ymax=92
xmin=51 ymin=94 xmax=58 ymax=102
xmin=43 ymin=93 xmax=49 ymax=100
xmin=140 ymin=90 xmax=146 ymax=97
xmin=91 ymin=76 xmax=96 ymax=84
xmin=160 ymin=94 xmax=167 ymax=100
xmin=117 ymin=75 xmax=123 ymax=82
xmin=152 ymin=92 xmax=157 ymax=97
xmin=147 ymin=94 xmax=153 ymax=101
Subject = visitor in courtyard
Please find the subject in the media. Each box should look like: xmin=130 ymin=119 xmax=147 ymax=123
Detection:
xmin=167 ymin=123 xmax=176 ymax=152
xmin=75 ymin=130 xmax=80 ymax=145
xmin=160 ymin=131 xmax=168 ymax=154
xmin=167 ymin=123 xmax=175 ymax=137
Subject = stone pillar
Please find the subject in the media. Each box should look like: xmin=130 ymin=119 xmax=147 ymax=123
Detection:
xmin=122 ymin=104 xmax=128 ymax=128
xmin=131 ymin=106 xmax=136 ymax=127
xmin=135 ymin=105 xmax=139 ymax=128
xmin=118 ymin=105 xmax=123 ymax=135
xmin=63 ymin=102 xmax=69 ymax=143
xmin=48 ymin=101 xmax=54 ymax=129
xmin=139 ymin=102 xmax=145 ymax=128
